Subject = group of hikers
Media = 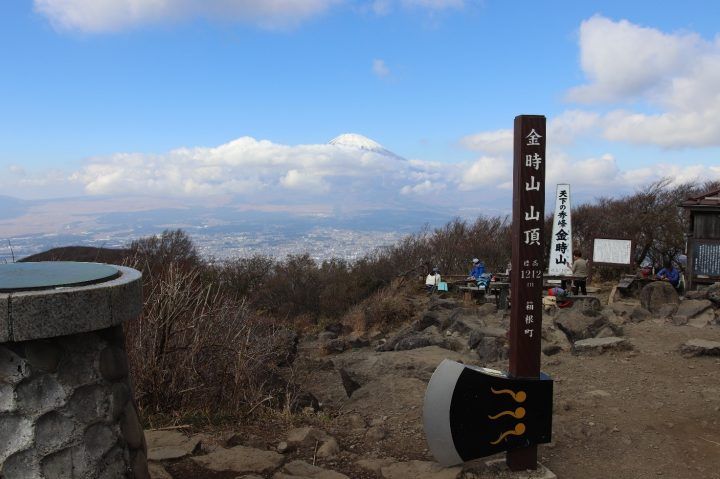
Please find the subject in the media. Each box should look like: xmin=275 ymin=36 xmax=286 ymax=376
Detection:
xmin=424 ymin=257 xmax=492 ymax=293
xmin=424 ymin=250 xmax=685 ymax=296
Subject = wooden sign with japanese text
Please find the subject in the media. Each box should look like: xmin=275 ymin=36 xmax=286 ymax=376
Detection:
xmin=592 ymin=238 xmax=633 ymax=266
xmin=509 ymin=115 xmax=546 ymax=378
xmin=548 ymin=184 xmax=572 ymax=275
xmin=508 ymin=115 xmax=547 ymax=470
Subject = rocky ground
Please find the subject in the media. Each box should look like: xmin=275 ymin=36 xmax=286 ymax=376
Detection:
xmin=144 ymin=282 xmax=720 ymax=479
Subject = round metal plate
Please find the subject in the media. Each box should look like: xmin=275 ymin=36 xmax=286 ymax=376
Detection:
xmin=0 ymin=262 xmax=121 ymax=292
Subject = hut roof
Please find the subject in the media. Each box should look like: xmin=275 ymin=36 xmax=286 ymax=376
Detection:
xmin=681 ymin=188 xmax=720 ymax=209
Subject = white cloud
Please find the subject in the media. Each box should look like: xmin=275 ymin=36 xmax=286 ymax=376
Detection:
xmin=549 ymin=110 xmax=600 ymax=145
xmin=372 ymin=59 xmax=391 ymax=78
xmin=459 ymin=111 xmax=600 ymax=155
xmin=71 ymin=135 xmax=448 ymax=202
xmin=280 ymin=169 xmax=330 ymax=192
xmin=566 ymin=15 xmax=720 ymax=148
xmin=460 ymin=129 xmax=513 ymax=155
xmin=458 ymin=156 xmax=511 ymax=190
xmin=400 ymin=180 xmax=445 ymax=195
xmin=621 ymin=163 xmax=720 ymax=188
xmin=10 ymin=129 xmax=720 ymax=209
xmin=34 ymin=0 xmax=340 ymax=32
xmin=547 ymin=152 xmax=621 ymax=189
xmin=567 ymin=15 xmax=700 ymax=104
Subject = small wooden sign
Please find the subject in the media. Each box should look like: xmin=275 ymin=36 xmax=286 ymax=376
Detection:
xmin=592 ymin=238 xmax=633 ymax=267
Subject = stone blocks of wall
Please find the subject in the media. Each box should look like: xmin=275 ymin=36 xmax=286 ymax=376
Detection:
xmin=0 ymin=325 xmax=148 ymax=478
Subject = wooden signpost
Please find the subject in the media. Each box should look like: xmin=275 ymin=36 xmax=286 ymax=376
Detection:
xmin=507 ymin=115 xmax=547 ymax=470
xmin=423 ymin=115 xmax=553 ymax=472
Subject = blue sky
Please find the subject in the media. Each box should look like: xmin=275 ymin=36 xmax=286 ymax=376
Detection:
xmin=1 ymin=0 xmax=720 ymax=207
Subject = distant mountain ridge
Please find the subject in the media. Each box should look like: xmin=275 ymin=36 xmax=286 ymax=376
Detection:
xmin=19 ymin=246 xmax=129 ymax=264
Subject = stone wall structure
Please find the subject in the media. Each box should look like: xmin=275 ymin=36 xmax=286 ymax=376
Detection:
xmin=0 ymin=264 xmax=148 ymax=478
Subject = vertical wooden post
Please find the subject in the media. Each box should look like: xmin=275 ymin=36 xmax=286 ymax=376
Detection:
xmin=507 ymin=115 xmax=546 ymax=471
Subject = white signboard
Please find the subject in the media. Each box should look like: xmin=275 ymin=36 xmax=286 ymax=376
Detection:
xmin=548 ymin=184 xmax=572 ymax=275
xmin=593 ymin=238 xmax=632 ymax=265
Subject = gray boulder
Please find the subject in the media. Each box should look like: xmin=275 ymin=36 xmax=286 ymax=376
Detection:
xmin=468 ymin=327 xmax=507 ymax=349
xmin=610 ymin=302 xmax=635 ymax=319
xmin=680 ymin=339 xmax=720 ymax=357
xmin=475 ymin=336 xmax=508 ymax=362
xmin=476 ymin=302 xmax=498 ymax=317
xmin=378 ymin=328 xmax=462 ymax=353
xmin=706 ymin=283 xmax=720 ymax=306
xmin=573 ymin=337 xmax=632 ymax=355
xmin=673 ymin=299 xmax=714 ymax=324
xmin=554 ymin=309 xmax=608 ymax=342
xmin=630 ymin=307 xmax=652 ymax=323
xmin=413 ymin=312 xmax=440 ymax=331
xmin=656 ymin=303 xmax=679 ymax=319
xmin=639 ymin=281 xmax=679 ymax=314
xmin=395 ymin=334 xmax=434 ymax=351
xmin=339 ymin=368 xmax=362 ymax=398
xmin=321 ymin=338 xmax=348 ymax=355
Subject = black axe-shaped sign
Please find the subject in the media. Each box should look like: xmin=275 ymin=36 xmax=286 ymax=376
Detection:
xmin=423 ymin=359 xmax=553 ymax=466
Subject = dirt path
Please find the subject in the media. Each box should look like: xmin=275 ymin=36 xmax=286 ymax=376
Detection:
xmin=156 ymin=293 xmax=720 ymax=478
xmin=542 ymin=318 xmax=720 ymax=478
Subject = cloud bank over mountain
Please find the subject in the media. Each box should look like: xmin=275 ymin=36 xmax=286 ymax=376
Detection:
xmin=7 ymin=127 xmax=717 ymax=208
xmin=68 ymin=134 xmax=492 ymax=207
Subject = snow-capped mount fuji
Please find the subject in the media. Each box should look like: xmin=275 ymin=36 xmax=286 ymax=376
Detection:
xmin=328 ymin=133 xmax=403 ymax=159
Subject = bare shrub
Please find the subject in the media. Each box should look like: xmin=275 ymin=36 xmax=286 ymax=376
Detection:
xmin=128 ymin=229 xmax=201 ymax=274
xmin=124 ymin=262 xmax=296 ymax=419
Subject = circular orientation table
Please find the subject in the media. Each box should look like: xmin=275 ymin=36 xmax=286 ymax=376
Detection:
xmin=0 ymin=261 xmax=121 ymax=292
xmin=0 ymin=262 xmax=148 ymax=478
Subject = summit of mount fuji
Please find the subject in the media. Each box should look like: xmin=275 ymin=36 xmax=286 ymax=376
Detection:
xmin=329 ymin=133 xmax=403 ymax=159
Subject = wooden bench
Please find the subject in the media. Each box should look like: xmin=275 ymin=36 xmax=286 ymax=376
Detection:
xmin=458 ymin=285 xmax=485 ymax=305
xmin=458 ymin=283 xmax=510 ymax=309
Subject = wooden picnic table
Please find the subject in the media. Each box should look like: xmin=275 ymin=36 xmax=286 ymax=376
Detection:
xmin=457 ymin=281 xmax=510 ymax=309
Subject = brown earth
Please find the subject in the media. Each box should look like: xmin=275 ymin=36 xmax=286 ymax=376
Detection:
xmin=153 ymin=286 xmax=720 ymax=479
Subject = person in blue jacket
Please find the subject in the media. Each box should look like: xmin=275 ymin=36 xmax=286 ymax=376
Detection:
xmin=467 ymin=258 xmax=485 ymax=280
xmin=656 ymin=260 xmax=680 ymax=288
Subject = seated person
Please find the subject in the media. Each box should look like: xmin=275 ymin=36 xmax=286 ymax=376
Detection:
xmin=425 ymin=267 xmax=441 ymax=293
xmin=546 ymin=286 xmax=572 ymax=308
xmin=656 ymin=261 xmax=680 ymax=288
xmin=467 ymin=258 xmax=485 ymax=281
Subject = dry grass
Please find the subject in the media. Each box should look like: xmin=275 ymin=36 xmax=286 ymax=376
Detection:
xmin=124 ymin=262 xmax=299 ymax=424
xmin=341 ymin=281 xmax=415 ymax=334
